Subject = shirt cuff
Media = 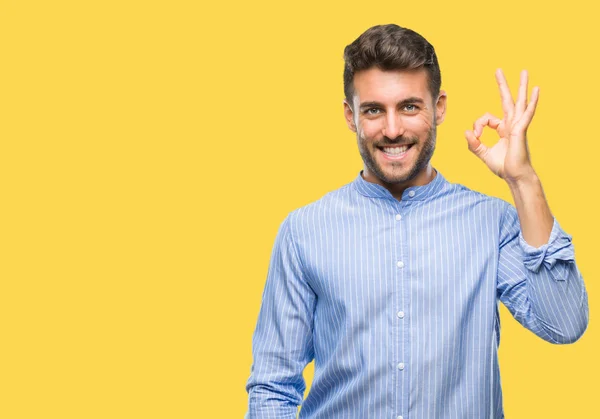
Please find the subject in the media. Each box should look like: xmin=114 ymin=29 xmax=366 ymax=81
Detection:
xmin=519 ymin=217 xmax=575 ymax=280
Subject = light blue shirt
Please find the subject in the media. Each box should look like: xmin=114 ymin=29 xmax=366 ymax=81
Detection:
xmin=246 ymin=169 xmax=589 ymax=419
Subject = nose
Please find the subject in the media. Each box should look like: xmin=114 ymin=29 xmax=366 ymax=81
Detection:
xmin=382 ymin=111 xmax=405 ymax=140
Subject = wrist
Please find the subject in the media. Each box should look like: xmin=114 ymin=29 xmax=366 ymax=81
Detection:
xmin=506 ymin=170 xmax=540 ymax=190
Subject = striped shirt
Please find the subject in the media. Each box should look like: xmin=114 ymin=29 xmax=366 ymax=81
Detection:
xmin=246 ymin=168 xmax=589 ymax=419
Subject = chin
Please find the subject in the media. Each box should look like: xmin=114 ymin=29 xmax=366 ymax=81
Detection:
xmin=380 ymin=167 xmax=417 ymax=183
xmin=384 ymin=175 xmax=413 ymax=184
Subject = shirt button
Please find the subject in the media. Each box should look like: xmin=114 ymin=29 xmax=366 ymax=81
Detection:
xmin=397 ymin=362 xmax=405 ymax=370
xmin=397 ymin=261 xmax=404 ymax=268
xmin=408 ymin=190 xmax=415 ymax=198
xmin=397 ymin=416 xmax=404 ymax=419
xmin=397 ymin=311 xmax=405 ymax=319
xmin=395 ymin=214 xmax=402 ymax=221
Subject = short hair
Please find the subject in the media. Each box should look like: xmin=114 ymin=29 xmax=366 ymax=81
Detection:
xmin=343 ymin=24 xmax=441 ymax=106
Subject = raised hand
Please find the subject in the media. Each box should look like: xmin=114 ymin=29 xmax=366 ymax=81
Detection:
xmin=464 ymin=69 xmax=540 ymax=184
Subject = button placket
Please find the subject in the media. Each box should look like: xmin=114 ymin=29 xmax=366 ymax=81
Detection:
xmin=394 ymin=204 xmax=407 ymax=418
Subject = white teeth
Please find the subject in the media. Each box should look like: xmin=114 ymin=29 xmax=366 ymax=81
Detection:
xmin=382 ymin=145 xmax=410 ymax=154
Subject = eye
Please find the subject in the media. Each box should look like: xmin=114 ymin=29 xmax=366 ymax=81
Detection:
xmin=403 ymin=104 xmax=419 ymax=112
xmin=364 ymin=108 xmax=382 ymax=115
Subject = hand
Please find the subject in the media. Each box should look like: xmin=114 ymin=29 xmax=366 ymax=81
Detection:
xmin=464 ymin=69 xmax=540 ymax=184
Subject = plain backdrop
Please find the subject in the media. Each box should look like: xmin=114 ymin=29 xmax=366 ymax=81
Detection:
xmin=0 ymin=0 xmax=597 ymax=417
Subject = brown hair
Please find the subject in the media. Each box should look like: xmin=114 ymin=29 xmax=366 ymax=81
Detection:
xmin=343 ymin=24 xmax=441 ymax=106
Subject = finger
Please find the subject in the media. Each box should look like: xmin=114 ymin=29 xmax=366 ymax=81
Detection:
xmin=465 ymin=129 xmax=488 ymax=159
xmin=495 ymin=68 xmax=514 ymax=121
xmin=516 ymin=86 xmax=540 ymax=130
xmin=515 ymin=69 xmax=528 ymax=117
xmin=473 ymin=112 xmax=502 ymax=137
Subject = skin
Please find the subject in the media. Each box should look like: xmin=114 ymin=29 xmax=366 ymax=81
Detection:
xmin=465 ymin=69 xmax=539 ymax=183
xmin=342 ymin=68 xmax=447 ymax=200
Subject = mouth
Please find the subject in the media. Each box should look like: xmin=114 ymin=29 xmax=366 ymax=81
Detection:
xmin=377 ymin=143 xmax=415 ymax=161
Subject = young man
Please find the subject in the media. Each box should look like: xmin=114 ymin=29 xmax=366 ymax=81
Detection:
xmin=245 ymin=24 xmax=589 ymax=419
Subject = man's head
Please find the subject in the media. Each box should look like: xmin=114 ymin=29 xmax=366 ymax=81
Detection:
xmin=342 ymin=24 xmax=447 ymax=191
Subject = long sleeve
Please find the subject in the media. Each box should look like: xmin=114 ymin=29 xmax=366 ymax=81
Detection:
xmin=245 ymin=213 xmax=317 ymax=419
xmin=496 ymin=203 xmax=589 ymax=344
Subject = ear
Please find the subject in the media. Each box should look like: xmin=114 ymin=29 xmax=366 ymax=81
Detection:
xmin=343 ymin=99 xmax=357 ymax=133
xmin=435 ymin=90 xmax=447 ymax=125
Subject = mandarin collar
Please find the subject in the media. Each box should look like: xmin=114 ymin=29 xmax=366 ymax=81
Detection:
xmin=352 ymin=168 xmax=448 ymax=201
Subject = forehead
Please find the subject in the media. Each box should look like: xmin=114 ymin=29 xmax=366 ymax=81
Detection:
xmin=352 ymin=67 xmax=431 ymax=105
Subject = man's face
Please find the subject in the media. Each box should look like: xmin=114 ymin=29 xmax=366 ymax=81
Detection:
xmin=343 ymin=68 xmax=446 ymax=188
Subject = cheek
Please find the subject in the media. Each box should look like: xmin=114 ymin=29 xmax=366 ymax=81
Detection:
xmin=359 ymin=119 xmax=383 ymax=140
xmin=403 ymin=115 xmax=432 ymax=132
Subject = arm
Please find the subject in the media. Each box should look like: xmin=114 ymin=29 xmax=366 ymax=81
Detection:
xmin=245 ymin=213 xmax=316 ymax=419
xmin=507 ymin=172 xmax=553 ymax=248
xmin=465 ymin=69 xmax=589 ymax=342
xmin=497 ymin=202 xmax=589 ymax=344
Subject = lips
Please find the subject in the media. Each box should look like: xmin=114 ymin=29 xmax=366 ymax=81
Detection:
xmin=377 ymin=143 xmax=414 ymax=161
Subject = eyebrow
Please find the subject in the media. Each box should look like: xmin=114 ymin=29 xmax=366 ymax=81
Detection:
xmin=359 ymin=97 xmax=425 ymax=110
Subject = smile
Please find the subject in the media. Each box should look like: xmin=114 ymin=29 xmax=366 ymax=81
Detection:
xmin=378 ymin=144 xmax=414 ymax=160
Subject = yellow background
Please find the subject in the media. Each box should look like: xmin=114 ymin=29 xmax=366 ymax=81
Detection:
xmin=1 ymin=0 xmax=597 ymax=417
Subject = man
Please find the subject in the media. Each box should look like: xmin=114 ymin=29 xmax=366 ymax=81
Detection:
xmin=245 ymin=24 xmax=589 ymax=419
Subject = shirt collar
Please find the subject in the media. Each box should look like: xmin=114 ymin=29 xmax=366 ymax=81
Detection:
xmin=352 ymin=168 xmax=448 ymax=201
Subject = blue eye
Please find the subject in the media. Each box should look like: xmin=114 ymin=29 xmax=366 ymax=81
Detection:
xmin=404 ymin=104 xmax=418 ymax=112
xmin=365 ymin=108 xmax=381 ymax=115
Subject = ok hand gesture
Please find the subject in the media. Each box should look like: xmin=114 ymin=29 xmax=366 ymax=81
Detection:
xmin=465 ymin=69 xmax=540 ymax=184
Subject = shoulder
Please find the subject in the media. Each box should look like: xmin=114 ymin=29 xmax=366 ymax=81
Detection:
xmin=281 ymin=181 xmax=355 ymax=236
xmin=289 ymin=181 xmax=354 ymax=217
xmin=443 ymin=179 xmax=511 ymax=215
xmin=441 ymin=179 xmax=518 ymax=245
